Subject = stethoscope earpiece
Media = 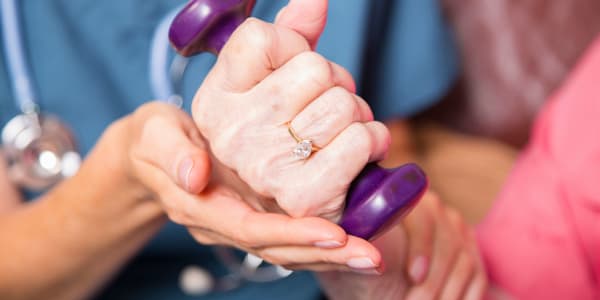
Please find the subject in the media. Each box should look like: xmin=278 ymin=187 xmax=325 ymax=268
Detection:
xmin=1 ymin=113 xmax=80 ymax=190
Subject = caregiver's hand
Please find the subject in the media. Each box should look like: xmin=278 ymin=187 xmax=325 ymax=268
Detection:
xmin=120 ymin=102 xmax=382 ymax=273
xmin=192 ymin=0 xmax=390 ymax=222
xmin=318 ymin=193 xmax=488 ymax=300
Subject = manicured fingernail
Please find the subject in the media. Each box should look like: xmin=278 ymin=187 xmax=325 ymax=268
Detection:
xmin=347 ymin=257 xmax=376 ymax=269
xmin=314 ymin=240 xmax=343 ymax=249
xmin=178 ymin=157 xmax=194 ymax=191
xmin=409 ymin=256 xmax=428 ymax=282
xmin=352 ymin=268 xmax=382 ymax=276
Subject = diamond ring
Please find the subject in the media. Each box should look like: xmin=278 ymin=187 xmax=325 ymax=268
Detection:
xmin=285 ymin=122 xmax=320 ymax=159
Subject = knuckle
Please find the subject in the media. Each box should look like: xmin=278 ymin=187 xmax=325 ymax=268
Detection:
xmin=347 ymin=123 xmax=373 ymax=154
xmin=373 ymin=121 xmax=391 ymax=144
xmin=237 ymin=18 xmax=273 ymax=50
xmin=297 ymin=51 xmax=333 ymax=88
xmin=326 ymin=87 xmax=359 ymax=120
xmin=251 ymin=160 xmax=272 ymax=193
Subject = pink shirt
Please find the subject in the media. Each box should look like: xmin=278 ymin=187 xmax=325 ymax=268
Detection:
xmin=477 ymin=36 xmax=600 ymax=299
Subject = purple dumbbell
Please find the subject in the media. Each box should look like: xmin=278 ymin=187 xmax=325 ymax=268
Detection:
xmin=169 ymin=0 xmax=256 ymax=56
xmin=169 ymin=0 xmax=428 ymax=240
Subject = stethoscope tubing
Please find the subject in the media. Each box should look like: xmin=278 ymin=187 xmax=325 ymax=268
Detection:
xmin=1 ymin=0 xmax=184 ymax=113
xmin=150 ymin=6 xmax=184 ymax=103
xmin=1 ymin=0 xmax=39 ymax=113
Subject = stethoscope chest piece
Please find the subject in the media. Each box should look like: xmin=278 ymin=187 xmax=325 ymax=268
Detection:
xmin=1 ymin=113 xmax=81 ymax=191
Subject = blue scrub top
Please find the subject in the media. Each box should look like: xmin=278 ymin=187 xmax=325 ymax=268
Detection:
xmin=0 ymin=0 xmax=457 ymax=299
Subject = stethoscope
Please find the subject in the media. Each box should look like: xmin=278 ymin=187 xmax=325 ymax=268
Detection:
xmin=0 ymin=0 xmax=81 ymax=190
xmin=0 ymin=0 xmax=290 ymax=295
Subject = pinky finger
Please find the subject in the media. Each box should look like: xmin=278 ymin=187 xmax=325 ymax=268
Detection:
xmin=310 ymin=121 xmax=391 ymax=194
xmin=464 ymin=272 xmax=488 ymax=300
xmin=284 ymin=263 xmax=382 ymax=276
xmin=255 ymin=236 xmax=382 ymax=270
xmin=438 ymin=251 xmax=476 ymax=300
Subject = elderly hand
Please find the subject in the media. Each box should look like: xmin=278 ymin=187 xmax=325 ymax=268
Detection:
xmin=192 ymin=0 xmax=391 ymax=222
xmin=318 ymin=193 xmax=488 ymax=300
xmin=114 ymin=102 xmax=382 ymax=274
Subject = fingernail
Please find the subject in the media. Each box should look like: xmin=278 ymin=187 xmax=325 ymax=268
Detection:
xmin=352 ymin=268 xmax=382 ymax=276
xmin=347 ymin=257 xmax=377 ymax=269
xmin=409 ymin=256 xmax=428 ymax=282
xmin=314 ymin=240 xmax=343 ymax=249
xmin=178 ymin=157 xmax=194 ymax=191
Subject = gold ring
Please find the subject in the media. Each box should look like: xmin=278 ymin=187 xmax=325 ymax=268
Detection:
xmin=285 ymin=122 xmax=320 ymax=159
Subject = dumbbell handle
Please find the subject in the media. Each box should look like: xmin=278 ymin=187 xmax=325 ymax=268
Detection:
xmin=168 ymin=0 xmax=428 ymax=240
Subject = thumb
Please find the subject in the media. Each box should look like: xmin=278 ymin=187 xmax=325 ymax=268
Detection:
xmin=171 ymin=129 xmax=212 ymax=194
xmin=275 ymin=0 xmax=329 ymax=49
xmin=132 ymin=104 xmax=212 ymax=195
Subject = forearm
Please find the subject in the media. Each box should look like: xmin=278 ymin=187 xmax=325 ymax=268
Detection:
xmin=0 ymin=128 xmax=166 ymax=299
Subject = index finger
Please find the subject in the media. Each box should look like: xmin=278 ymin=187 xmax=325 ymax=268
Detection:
xmin=238 ymin=212 xmax=349 ymax=249
xmin=179 ymin=183 xmax=349 ymax=249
